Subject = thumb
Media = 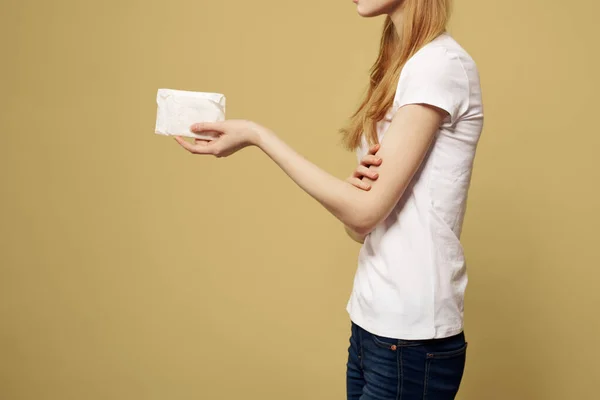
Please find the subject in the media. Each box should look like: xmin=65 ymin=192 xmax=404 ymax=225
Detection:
xmin=190 ymin=121 xmax=225 ymax=133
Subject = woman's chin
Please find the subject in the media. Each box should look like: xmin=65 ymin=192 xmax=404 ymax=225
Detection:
xmin=356 ymin=5 xmax=383 ymax=18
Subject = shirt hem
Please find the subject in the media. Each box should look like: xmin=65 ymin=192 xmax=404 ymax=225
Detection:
xmin=347 ymin=306 xmax=464 ymax=340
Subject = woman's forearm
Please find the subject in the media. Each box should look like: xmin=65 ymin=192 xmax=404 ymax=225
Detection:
xmin=255 ymin=128 xmax=372 ymax=234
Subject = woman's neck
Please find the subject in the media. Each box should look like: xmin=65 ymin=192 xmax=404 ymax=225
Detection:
xmin=389 ymin=3 xmax=405 ymax=37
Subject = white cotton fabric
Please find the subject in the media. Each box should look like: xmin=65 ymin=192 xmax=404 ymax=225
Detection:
xmin=347 ymin=32 xmax=484 ymax=339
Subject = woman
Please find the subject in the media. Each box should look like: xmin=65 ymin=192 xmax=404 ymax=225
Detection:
xmin=176 ymin=0 xmax=483 ymax=398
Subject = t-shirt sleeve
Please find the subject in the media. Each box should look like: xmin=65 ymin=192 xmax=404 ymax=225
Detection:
xmin=393 ymin=47 xmax=469 ymax=125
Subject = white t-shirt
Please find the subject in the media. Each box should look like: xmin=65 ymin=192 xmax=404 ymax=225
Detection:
xmin=346 ymin=32 xmax=484 ymax=340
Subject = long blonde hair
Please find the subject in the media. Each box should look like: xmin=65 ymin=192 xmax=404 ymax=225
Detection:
xmin=340 ymin=0 xmax=452 ymax=151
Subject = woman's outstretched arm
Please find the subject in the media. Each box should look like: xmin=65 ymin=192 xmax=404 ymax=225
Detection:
xmin=253 ymin=104 xmax=444 ymax=234
xmin=176 ymin=103 xmax=445 ymax=235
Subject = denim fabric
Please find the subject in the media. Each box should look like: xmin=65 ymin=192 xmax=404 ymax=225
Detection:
xmin=347 ymin=322 xmax=467 ymax=400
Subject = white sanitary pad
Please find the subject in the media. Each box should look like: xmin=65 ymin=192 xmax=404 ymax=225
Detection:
xmin=155 ymin=89 xmax=226 ymax=140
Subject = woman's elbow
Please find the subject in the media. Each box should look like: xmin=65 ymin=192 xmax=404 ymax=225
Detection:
xmin=345 ymin=195 xmax=387 ymax=236
xmin=349 ymin=212 xmax=379 ymax=237
xmin=352 ymin=225 xmax=373 ymax=237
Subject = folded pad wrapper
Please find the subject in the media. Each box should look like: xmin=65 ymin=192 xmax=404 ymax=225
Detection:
xmin=155 ymin=89 xmax=226 ymax=140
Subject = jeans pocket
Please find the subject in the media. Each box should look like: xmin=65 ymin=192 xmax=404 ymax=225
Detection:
xmin=424 ymin=342 xmax=468 ymax=399
xmin=369 ymin=333 xmax=400 ymax=351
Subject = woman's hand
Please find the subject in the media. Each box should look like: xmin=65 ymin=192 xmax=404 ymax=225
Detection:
xmin=346 ymin=143 xmax=382 ymax=191
xmin=343 ymin=144 xmax=382 ymax=242
xmin=174 ymin=120 xmax=266 ymax=157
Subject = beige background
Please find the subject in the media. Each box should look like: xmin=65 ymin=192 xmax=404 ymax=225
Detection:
xmin=1 ymin=0 xmax=598 ymax=399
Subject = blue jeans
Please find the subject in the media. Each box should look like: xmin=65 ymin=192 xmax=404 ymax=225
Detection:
xmin=346 ymin=322 xmax=467 ymax=400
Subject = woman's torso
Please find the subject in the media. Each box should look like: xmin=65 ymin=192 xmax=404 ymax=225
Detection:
xmin=347 ymin=32 xmax=484 ymax=340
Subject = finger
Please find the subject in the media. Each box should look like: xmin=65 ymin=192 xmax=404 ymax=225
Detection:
xmin=368 ymin=143 xmax=380 ymax=155
xmin=353 ymin=165 xmax=379 ymax=180
xmin=190 ymin=121 xmax=225 ymax=133
xmin=194 ymin=139 xmax=211 ymax=146
xmin=174 ymin=136 xmax=198 ymax=153
xmin=174 ymin=136 xmax=217 ymax=155
xmin=360 ymin=155 xmax=382 ymax=167
xmin=349 ymin=177 xmax=371 ymax=191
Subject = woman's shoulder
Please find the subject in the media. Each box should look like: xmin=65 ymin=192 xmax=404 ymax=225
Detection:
xmin=405 ymin=33 xmax=477 ymax=73
xmin=393 ymin=33 xmax=480 ymax=125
